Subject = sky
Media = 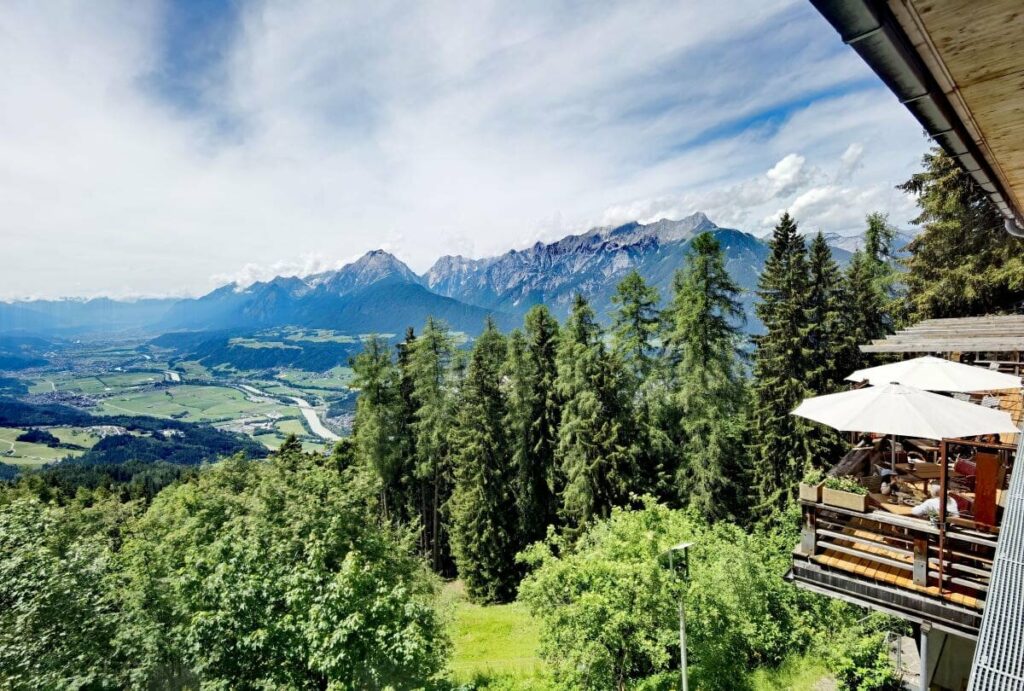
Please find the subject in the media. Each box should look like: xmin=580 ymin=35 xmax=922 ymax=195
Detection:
xmin=0 ymin=0 xmax=931 ymax=300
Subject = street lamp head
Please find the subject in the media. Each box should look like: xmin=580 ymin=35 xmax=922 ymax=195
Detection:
xmin=659 ymin=541 xmax=694 ymax=579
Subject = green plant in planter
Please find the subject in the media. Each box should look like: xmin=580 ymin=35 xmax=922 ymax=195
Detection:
xmin=824 ymin=476 xmax=868 ymax=495
xmin=802 ymin=468 xmax=825 ymax=486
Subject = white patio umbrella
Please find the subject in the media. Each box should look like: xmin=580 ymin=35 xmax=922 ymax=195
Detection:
xmin=792 ymin=382 xmax=1020 ymax=440
xmin=845 ymin=355 xmax=1021 ymax=392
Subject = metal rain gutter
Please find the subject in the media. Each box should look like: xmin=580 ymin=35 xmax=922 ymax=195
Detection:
xmin=810 ymin=0 xmax=1024 ymax=235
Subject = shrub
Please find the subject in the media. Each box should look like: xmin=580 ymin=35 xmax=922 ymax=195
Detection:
xmin=801 ymin=468 xmax=824 ymax=485
xmin=116 ymin=451 xmax=450 ymax=688
xmin=824 ymin=476 xmax=868 ymax=495
xmin=518 ymin=499 xmax=825 ymax=691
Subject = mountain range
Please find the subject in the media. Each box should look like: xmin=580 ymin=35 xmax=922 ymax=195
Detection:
xmin=0 ymin=213 xmax=901 ymax=338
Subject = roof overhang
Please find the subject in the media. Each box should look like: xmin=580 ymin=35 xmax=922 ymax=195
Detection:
xmin=861 ymin=315 xmax=1024 ymax=354
xmin=811 ymin=0 xmax=1024 ymax=236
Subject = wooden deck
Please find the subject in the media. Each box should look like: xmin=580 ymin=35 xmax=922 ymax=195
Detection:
xmin=814 ymin=517 xmax=982 ymax=609
xmin=794 ymin=502 xmax=995 ymax=625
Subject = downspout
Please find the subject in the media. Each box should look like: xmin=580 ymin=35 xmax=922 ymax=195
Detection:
xmin=1005 ymin=218 xmax=1024 ymax=239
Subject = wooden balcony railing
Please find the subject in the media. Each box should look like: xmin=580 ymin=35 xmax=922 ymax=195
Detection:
xmin=791 ymin=499 xmax=998 ymax=635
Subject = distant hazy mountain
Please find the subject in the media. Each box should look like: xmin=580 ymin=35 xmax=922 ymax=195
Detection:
xmin=819 ymin=230 xmax=915 ymax=257
xmin=157 ymin=251 xmax=503 ymax=334
xmin=2 ymin=213 xmax=893 ymax=338
xmin=425 ymin=212 xmax=769 ymax=326
xmin=0 ymin=297 xmax=177 ymax=336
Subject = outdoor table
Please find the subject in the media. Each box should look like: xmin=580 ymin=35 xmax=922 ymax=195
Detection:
xmin=895 ymin=474 xmax=930 ymax=493
xmin=868 ymin=492 xmax=917 ymax=517
xmin=905 ymin=437 xmax=941 ymax=462
xmin=894 ymin=462 xmax=942 ymax=479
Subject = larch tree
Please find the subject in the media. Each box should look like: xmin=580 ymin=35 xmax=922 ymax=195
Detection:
xmin=610 ymin=271 xmax=669 ymax=498
xmin=863 ymin=211 xmax=906 ymax=329
xmin=409 ymin=316 xmax=457 ymax=574
xmin=898 ymin=147 xmax=1024 ymax=319
xmin=841 ymin=249 xmax=888 ymax=374
xmin=610 ymin=270 xmax=661 ymax=383
xmin=449 ymin=318 xmax=519 ymax=603
xmin=750 ymin=212 xmax=814 ymax=514
xmin=663 ymin=232 xmax=748 ymax=521
xmin=350 ymin=335 xmax=402 ymax=521
xmin=555 ymin=295 xmax=635 ymax=530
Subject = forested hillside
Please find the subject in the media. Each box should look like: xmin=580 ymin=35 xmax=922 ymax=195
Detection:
xmin=1 ymin=148 xmax=1013 ymax=689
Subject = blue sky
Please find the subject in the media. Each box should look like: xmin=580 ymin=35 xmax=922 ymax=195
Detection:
xmin=0 ymin=0 xmax=929 ymax=299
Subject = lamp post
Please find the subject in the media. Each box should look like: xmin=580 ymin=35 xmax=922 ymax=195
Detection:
xmin=661 ymin=541 xmax=693 ymax=691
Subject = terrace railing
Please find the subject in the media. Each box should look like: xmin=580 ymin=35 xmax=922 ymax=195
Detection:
xmin=791 ymin=498 xmax=997 ymax=637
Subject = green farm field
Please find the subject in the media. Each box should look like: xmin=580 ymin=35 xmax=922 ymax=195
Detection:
xmin=0 ymin=426 xmax=100 ymax=467
xmin=27 ymin=370 xmax=166 ymax=395
xmin=273 ymin=366 xmax=354 ymax=390
xmin=98 ymin=384 xmax=288 ymax=423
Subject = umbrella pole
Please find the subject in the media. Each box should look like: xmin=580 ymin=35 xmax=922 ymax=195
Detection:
xmin=891 ymin=434 xmax=896 ymax=472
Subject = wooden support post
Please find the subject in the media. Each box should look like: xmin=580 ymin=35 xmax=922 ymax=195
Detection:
xmin=801 ymin=505 xmax=817 ymax=555
xmin=938 ymin=440 xmax=947 ymax=595
xmin=912 ymin=537 xmax=929 ymax=587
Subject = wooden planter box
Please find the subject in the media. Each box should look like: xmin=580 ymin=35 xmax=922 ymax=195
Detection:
xmin=822 ymin=487 xmax=869 ymax=512
xmin=799 ymin=481 xmax=823 ymax=503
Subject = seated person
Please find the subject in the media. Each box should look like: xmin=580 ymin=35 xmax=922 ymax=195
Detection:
xmin=911 ymin=482 xmax=960 ymax=519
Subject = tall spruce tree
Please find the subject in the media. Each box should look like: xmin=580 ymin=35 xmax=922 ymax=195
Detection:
xmin=555 ymin=295 xmax=635 ymax=529
xmin=898 ymin=147 xmax=1024 ymax=318
xmin=350 ymin=336 xmax=402 ymax=521
xmin=610 ymin=270 xmax=661 ymax=382
xmin=750 ymin=213 xmax=814 ymax=513
xmin=803 ymin=233 xmax=848 ymax=466
xmin=449 ymin=319 xmax=519 ymax=603
xmin=409 ymin=316 xmax=457 ymax=574
xmin=505 ymin=305 xmax=561 ymax=546
xmin=805 ymin=232 xmax=846 ymax=395
xmin=842 ymin=249 xmax=888 ymax=373
xmin=663 ymin=232 xmax=747 ymax=521
xmin=394 ymin=327 xmax=419 ymax=523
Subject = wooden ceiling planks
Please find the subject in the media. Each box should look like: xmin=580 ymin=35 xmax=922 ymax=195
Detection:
xmin=895 ymin=0 xmax=1024 ymax=220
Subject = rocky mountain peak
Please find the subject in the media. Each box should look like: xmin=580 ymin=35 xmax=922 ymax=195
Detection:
xmin=310 ymin=250 xmax=421 ymax=295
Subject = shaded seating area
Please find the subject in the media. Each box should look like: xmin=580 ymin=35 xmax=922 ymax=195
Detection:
xmin=790 ymin=356 xmax=1021 ymax=635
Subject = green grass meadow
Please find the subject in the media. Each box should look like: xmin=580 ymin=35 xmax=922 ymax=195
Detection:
xmin=444 ymin=582 xmax=544 ymax=682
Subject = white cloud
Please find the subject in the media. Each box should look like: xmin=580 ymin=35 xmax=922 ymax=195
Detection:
xmin=836 ymin=142 xmax=865 ymax=182
xmin=0 ymin=0 xmax=929 ymax=299
xmin=210 ymin=253 xmax=356 ymax=288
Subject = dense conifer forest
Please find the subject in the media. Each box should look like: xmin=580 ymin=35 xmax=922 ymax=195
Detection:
xmin=1 ymin=149 xmax=1022 ymax=689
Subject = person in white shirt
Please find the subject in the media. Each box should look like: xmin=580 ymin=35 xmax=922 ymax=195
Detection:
xmin=911 ymin=482 xmax=959 ymax=519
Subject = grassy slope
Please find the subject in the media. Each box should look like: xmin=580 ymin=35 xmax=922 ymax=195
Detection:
xmin=747 ymin=656 xmax=834 ymax=690
xmin=442 ymin=579 xmax=832 ymax=690
xmin=444 ymin=582 xmax=544 ymax=682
